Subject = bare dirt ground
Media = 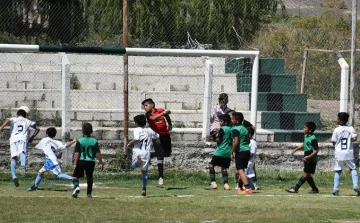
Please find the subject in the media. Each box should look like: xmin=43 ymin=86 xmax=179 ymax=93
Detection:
xmin=307 ymin=99 xmax=360 ymax=130
xmin=283 ymin=0 xmax=354 ymax=17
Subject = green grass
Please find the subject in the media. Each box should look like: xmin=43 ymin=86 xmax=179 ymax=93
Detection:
xmin=0 ymin=169 xmax=360 ymax=223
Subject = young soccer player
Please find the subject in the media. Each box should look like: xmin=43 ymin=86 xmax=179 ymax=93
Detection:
xmin=331 ymin=112 xmax=360 ymax=196
xmin=230 ymin=112 xmax=252 ymax=195
xmin=72 ymin=123 xmax=104 ymax=198
xmin=127 ymin=114 xmax=160 ymax=196
xmin=142 ymin=98 xmax=172 ymax=185
xmin=27 ymin=127 xmax=77 ymax=191
xmin=245 ymin=127 xmax=259 ymax=190
xmin=286 ymin=122 xmax=319 ymax=194
xmin=0 ymin=106 xmax=40 ymax=187
xmin=205 ymin=114 xmax=232 ymax=191
xmin=210 ymin=93 xmax=232 ymax=141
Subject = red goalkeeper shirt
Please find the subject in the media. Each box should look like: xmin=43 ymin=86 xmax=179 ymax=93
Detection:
xmin=145 ymin=108 xmax=169 ymax=136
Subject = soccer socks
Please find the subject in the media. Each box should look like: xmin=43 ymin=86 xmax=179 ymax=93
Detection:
xmin=57 ymin=173 xmax=73 ymax=181
xmin=157 ymin=158 xmax=164 ymax=179
xmin=209 ymin=167 xmax=215 ymax=182
xmin=87 ymin=180 xmax=93 ymax=195
xmin=34 ymin=173 xmax=44 ymax=188
xmin=351 ymin=169 xmax=359 ymax=190
xmin=142 ymin=172 xmax=148 ymax=190
xmin=10 ymin=159 xmax=17 ymax=179
xmin=307 ymin=176 xmax=318 ymax=191
xmin=73 ymin=179 xmax=79 ymax=189
xmin=333 ymin=171 xmax=341 ymax=191
xmin=221 ymin=170 xmax=228 ymax=184
xmin=20 ymin=153 xmax=26 ymax=167
xmin=295 ymin=176 xmax=307 ymax=191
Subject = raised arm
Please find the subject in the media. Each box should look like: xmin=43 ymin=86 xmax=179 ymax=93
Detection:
xmin=291 ymin=144 xmax=304 ymax=155
xmin=0 ymin=119 xmax=10 ymax=132
xmin=28 ymin=126 xmax=40 ymax=143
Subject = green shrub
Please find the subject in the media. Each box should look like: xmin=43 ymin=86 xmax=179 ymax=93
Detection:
xmin=70 ymin=74 xmax=81 ymax=90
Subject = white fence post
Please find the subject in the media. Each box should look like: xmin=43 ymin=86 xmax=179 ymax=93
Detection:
xmin=61 ymin=53 xmax=71 ymax=165
xmin=334 ymin=50 xmax=349 ymax=113
xmin=250 ymin=55 xmax=259 ymax=132
xmin=202 ymin=58 xmax=213 ymax=141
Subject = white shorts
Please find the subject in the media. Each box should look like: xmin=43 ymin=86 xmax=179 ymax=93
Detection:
xmin=132 ymin=149 xmax=150 ymax=171
xmin=39 ymin=165 xmax=62 ymax=175
xmin=334 ymin=160 xmax=357 ymax=171
xmin=10 ymin=141 xmax=27 ymax=158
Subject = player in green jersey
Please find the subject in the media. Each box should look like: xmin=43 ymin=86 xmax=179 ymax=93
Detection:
xmin=72 ymin=123 xmax=104 ymax=198
xmin=205 ymin=114 xmax=233 ymax=191
xmin=230 ymin=112 xmax=252 ymax=195
xmin=286 ymin=121 xmax=319 ymax=194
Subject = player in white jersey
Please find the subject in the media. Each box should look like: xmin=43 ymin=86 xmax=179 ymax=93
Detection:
xmin=27 ymin=127 xmax=77 ymax=191
xmin=245 ymin=128 xmax=259 ymax=190
xmin=127 ymin=114 xmax=159 ymax=196
xmin=0 ymin=106 xmax=40 ymax=187
xmin=331 ymin=112 xmax=360 ymax=196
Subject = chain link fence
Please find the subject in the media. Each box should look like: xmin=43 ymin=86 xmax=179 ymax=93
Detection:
xmin=0 ymin=0 xmax=359 ymax=143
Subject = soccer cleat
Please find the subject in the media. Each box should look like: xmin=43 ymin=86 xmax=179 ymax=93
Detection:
xmin=72 ymin=187 xmax=80 ymax=198
xmin=223 ymin=183 xmax=230 ymax=191
xmin=204 ymin=182 xmax=218 ymax=190
xmin=285 ymin=187 xmax=298 ymax=193
xmin=87 ymin=194 xmax=93 ymax=199
xmin=141 ymin=190 xmax=147 ymax=196
xmin=158 ymin=177 xmax=164 ymax=185
xmin=238 ymin=188 xmax=252 ymax=195
xmin=354 ymin=189 xmax=360 ymax=196
xmin=27 ymin=186 xmax=37 ymax=191
xmin=332 ymin=190 xmax=339 ymax=196
xmin=13 ymin=178 xmax=19 ymax=187
xmin=18 ymin=166 xmax=26 ymax=177
xmin=235 ymin=183 xmax=239 ymax=190
xmin=308 ymin=189 xmax=319 ymax=194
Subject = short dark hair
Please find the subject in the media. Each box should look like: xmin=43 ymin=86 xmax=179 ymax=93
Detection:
xmin=305 ymin=121 xmax=316 ymax=132
xmin=219 ymin=114 xmax=231 ymax=124
xmin=82 ymin=123 xmax=93 ymax=136
xmin=17 ymin=109 xmax=27 ymax=118
xmin=248 ymin=127 xmax=255 ymax=136
xmin=142 ymin=98 xmax=155 ymax=106
xmin=338 ymin=112 xmax=349 ymax=124
xmin=134 ymin=114 xmax=147 ymax=127
xmin=232 ymin=112 xmax=244 ymax=123
xmin=46 ymin=127 xmax=57 ymax=138
xmin=219 ymin=93 xmax=228 ymax=100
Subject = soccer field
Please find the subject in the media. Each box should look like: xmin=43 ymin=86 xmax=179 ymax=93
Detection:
xmin=0 ymin=170 xmax=360 ymax=223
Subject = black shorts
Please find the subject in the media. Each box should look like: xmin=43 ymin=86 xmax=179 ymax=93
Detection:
xmin=304 ymin=161 xmax=317 ymax=174
xmin=209 ymin=156 xmax=231 ymax=169
xmin=235 ymin=151 xmax=251 ymax=170
xmin=73 ymin=160 xmax=96 ymax=179
xmin=154 ymin=134 xmax=172 ymax=157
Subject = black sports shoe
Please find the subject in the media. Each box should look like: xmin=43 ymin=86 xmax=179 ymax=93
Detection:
xmin=285 ymin=187 xmax=298 ymax=193
xmin=87 ymin=194 xmax=93 ymax=199
xmin=308 ymin=189 xmax=319 ymax=194
xmin=13 ymin=178 xmax=19 ymax=187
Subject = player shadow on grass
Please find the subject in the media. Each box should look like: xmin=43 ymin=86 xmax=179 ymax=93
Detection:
xmin=35 ymin=188 xmax=71 ymax=192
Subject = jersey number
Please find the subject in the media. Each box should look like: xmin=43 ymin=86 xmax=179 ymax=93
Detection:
xmin=81 ymin=146 xmax=96 ymax=159
xmin=15 ymin=125 xmax=24 ymax=135
xmin=139 ymin=138 xmax=151 ymax=150
xmin=341 ymin=138 xmax=348 ymax=150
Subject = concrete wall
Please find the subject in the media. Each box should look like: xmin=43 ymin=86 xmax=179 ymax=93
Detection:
xmin=0 ymin=138 xmax=356 ymax=172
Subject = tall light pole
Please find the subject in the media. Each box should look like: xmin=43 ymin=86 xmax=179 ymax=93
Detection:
xmin=350 ymin=0 xmax=357 ymax=126
xmin=123 ymin=0 xmax=129 ymax=152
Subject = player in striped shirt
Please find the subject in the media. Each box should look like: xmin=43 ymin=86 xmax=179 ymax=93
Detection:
xmin=331 ymin=112 xmax=360 ymax=196
xmin=27 ymin=127 xmax=77 ymax=191
xmin=0 ymin=106 xmax=40 ymax=187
